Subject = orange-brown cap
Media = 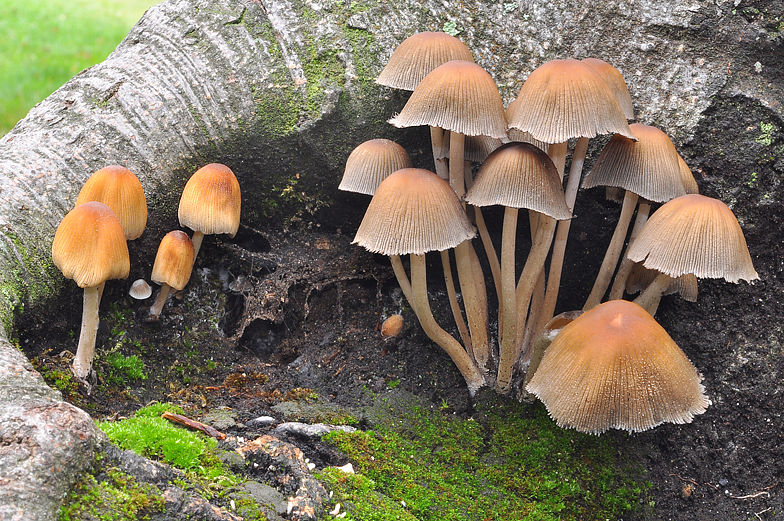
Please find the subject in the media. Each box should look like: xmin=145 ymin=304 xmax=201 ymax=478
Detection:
xmin=76 ymin=165 xmax=147 ymax=240
xmin=376 ymin=32 xmax=474 ymax=91
xmin=677 ymin=154 xmax=700 ymax=194
xmin=626 ymin=194 xmax=759 ymax=282
xmin=151 ymin=230 xmax=195 ymax=291
xmin=52 ymin=201 xmax=130 ymax=288
xmin=582 ymin=123 xmax=686 ymax=203
xmin=339 ymin=139 xmax=413 ymax=195
xmin=526 ymin=299 xmax=710 ymax=434
xmin=465 ymin=142 xmax=571 ymax=220
xmin=178 ymin=163 xmax=241 ymax=238
xmin=507 ymin=58 xmax=635 ymax=144
xmin=353 ymin=168 xmax=475 ymax=256
xmin=581 ymin=58 xmax=635 ymax=120
xmin=389 ymin=60 xmax=508 ymax=139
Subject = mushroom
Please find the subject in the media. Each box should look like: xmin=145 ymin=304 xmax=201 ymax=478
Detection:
xmin=339 ymin=139 xmax=413 ymax=196
xmin=376 ymin=31 xmax=475 ymax=179
xmin=52 ymin=201 xmax=130 ymax=382
xmin=464 ymin=142 xmax=571 ymax=393
xmin=507 ymin=58 xmax=635 ymax=344
xmin=178 ymin=163 xmax=241 ymax=261
xmin=581 ymin=123 xmax=686 ymax=310
xmin=129 ymin=279 xmax=153 ymax=300
xmin=580 ymin=57 xmax=636 ymax=120
xmin=148 ymin=230 xmax=196 ymax=320
xmin=526 ymin=300 xmax=711 ymax=434
xmin=353 ymin=168 xmax=485 ymax=393
xmin=75 ymin=164 xmax=147 ymax=241
xmin=626 ymin=194 xmax=759 ymax=314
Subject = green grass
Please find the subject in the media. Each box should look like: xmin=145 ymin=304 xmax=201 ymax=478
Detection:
xmin=320 ymin=399 xmax=649 ymax=521
xmin=0 ymin=0 xmax=158 ymax=135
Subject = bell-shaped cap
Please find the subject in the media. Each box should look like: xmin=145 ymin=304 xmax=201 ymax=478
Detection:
xmin=626 ymin=194 xmax=759 ymax=283
xmin=465 ymin=142 xmax=571 ymax=220
xmin=581 ymin=58 xmax=635 ymax=120
xmin=677 ymin=154 xmax=700 ymax=194
xmin=507 ymin=58 xmax=635 ymax=144
xmin=152 ymin=230 xmax=195 ymax=291
xmin=376 ymin=31 xmax=474 ymax=91
xmin=582 ymin=123 xmax=686 ymax=203
xmin=178 ymin=163 xmax=241 ymax=238
xmin=526 ymin=299 xmax=710 ymax=434
xmin=339 ymin=139 xmax=413 ymax=195
xmin=52 ymin=201 xmax=130 ymax=288
xmin=129 ymin=279 xmax=153 ymax=300
xmin=76 ymin=165 xmax=147 ymax=240
xmin=353 ymin=168 xmax=475 ymax=256
xmin=389 ymin=60 xmax=508 ymax=139
xmin=505 ymin=98 xmax=549 ymax=151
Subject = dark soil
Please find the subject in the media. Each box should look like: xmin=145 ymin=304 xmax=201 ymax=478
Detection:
xmin=18 ymin=201 xmax=783 ymax=520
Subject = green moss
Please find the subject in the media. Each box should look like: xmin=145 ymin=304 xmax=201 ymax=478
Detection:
xmin=319 ymin=399 xmax=649 ymax=521
xmin=58 ymin=468 xmax=165 ymax=521
xmin=755 ymin=121 xmax=777 ymax=147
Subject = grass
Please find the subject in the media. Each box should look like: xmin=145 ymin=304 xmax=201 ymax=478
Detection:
xmin=0 ymin=0 xmax=158 ymax=135
xmin=319 ymin=397 xmax=650 ymax=521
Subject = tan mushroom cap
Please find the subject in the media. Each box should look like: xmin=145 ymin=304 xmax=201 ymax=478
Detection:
xmin=76 ymin=165 xmax=148 ymax=240
xmin=151 ymin=230 xmax=195 ymax=291
xmin=464 ymin=142 xmax=571 ymax=220
xmin=526 ymin=299 xmax=710 ymax=434
xmin=376 ymin=31 xmax=474 ymax=91
xmin=626 ymin=194 xmax=759 ymax=283
xmin=507 ymin=58 xmax=635 ymax=144
xmin=582 ymin=123 xmax=686 ymax=203
xmin=505 ymin=98 xmax=549 ymax=151
xmin=52 ymin=201 xmax=130 ymax=288
xmin=388 ymin=60 xmax=508 ymax=139
xmin=339 ymin=139 xmax=413 ymax=195
xmin=677 ymin=154 xmax=700 ymax=194
xmin=581 ymin=57 xmax=635 ymax=120
xmin=178 ymin=163 xmax=241 ymax=237
xmin=352 ymin=168 xmax=475 ymax=256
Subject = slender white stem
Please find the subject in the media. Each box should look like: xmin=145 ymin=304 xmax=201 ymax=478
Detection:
xmin=430 ymin=126 xmax=449 ymax=179
xmin=191 ymin=231 xmax=205 ymax=262
xmin=390 ymin=255 xmax=415 ymax=313
xmin=634 ymin=272 xmax=675 ymax=315
xmin=583 ymin=190 xmax=639 ymax=311
xmin=149 ymin=282 xmax=173 ymax=318
xmin=474 ymin=206 xmax=502 ymax=324
xmin=72 ymin=285 xmax=102 ymax=380
xmin=440 ymin=250 xmax=473 ymax=355
xmin=609 ymin=201 xmax=652 ymax=300
xmin=455 ymin=240 xmax=489 ymax=370
xmin=449 ymin=132 xmax=466 ymax=197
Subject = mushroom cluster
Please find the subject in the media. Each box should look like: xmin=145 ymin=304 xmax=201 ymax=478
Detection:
xmin=342 ymin=32 xmax=759 ymax=434
xmin=52 ymin=162 xmax=241 ymax=388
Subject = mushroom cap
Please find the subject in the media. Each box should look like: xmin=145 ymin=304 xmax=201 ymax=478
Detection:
xmin=464 ymin=142 xmax=572 ymax=220
xmin=677 ymin=154 xmax=700 ymax=194
xmin=388 ymin=60 xmax=508 ymax=139
xmin=352 ymin=168 xmax=475 ymax=256
xmin=376 ymin=31 xmax=474 ymax=91
xmin=178 ymin=163 xmax=241 ymax=238
xmin=505 ymin=98 xmax=549 ymax=151
xmin=581 ymin=57 xmax=635 ymax=120
xmin=526 ymin=299 xmax=710 ymax=434
xmin=626 ymin=194 xmax=759 ymax=282
xmin=437 ymin=133 xmax=507 ymax=163
xmin=339 ymin=139 xmax=413 ymax=195
xmin=582 ymin=123 xmax=686 ymax=203
xmin=129 ymin=279 xmax=153 ymax=300
xmin=75 ymin=165 xmax=147 ymax=240
xmin=507 ymin=58 xmax=635 ymax=144
xmin=52 ymin=201 xmax=130 ymax=288
xmin=625 ymin=263 xmax=699 ymax=302
xmin=151 ymin=230 xmax=195 ymax=291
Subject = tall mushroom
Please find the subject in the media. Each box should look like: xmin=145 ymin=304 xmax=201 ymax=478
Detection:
xmin=52 ymin=201 xmax=130 ymax=382
xmin=626 ymin=194 xmax=759 ymax=314
xmin=148 ymin=230 xmax=196 ymax=320
xmin=464 ymin=142 xmax=571 ymax=393
xmin=526 ymin=299 xmax=710 ymax=434
xmin=178 ymin=163 xmax=241 ymax=261
xmin=353 ymin=168 xmax=485 ymax=394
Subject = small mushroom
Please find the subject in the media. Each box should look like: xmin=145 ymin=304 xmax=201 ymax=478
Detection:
xmin=52 ymin=202 xmax=129 ymax=382
xmin=148 ymin=230 xmax=195 ymax=320
xmin=339 ymin=139 xmax=412 ymax=196
xmin=129 ymin=279 xmax=152 ymax=300
xmin=178 ymin=163 xmax=241 ymax=261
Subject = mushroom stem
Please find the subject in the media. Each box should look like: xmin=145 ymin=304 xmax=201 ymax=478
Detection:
xmin=430 ymin=127 xmax=449 ymax=179
xmin=191 ymin=230 xmax=205 ymax=261
xmin=449 ymin=131 xmax=466 ymax=197
xmin=583 ymin=190 xmax=640 ymax=310
xmin=455 ymin=240 xmax=489 ymax=370
xmin=409 ymin=253 xmax=485 ymax=395
xmin=496 ymin=206 xmax=519 ymax=386
xmin=390 ymin=255 xmax=415 ymax=313
xmin=538 ymin=136 xmax=589 ymax=330
xmin=474 ymin=206 xmax=503 ymax=324
xmin=633 ymin=272 xmax=675 ymax=315
xmin=72 ymin=285 xmax=102 ymax=380
xmin=149 ymin=282 xmax=173 ymax=319
xmin=441 ymin=250 xmax=474 ymax=355
xmin=609 ymin=201 xmax=652 ymax=300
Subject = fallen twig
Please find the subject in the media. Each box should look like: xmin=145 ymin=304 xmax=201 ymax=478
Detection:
xmin=162 ymin=411 xmax=226 ymax=440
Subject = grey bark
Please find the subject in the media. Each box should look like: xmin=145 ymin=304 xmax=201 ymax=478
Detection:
xmin=0 ymin=0 xmax=781 ymax=518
